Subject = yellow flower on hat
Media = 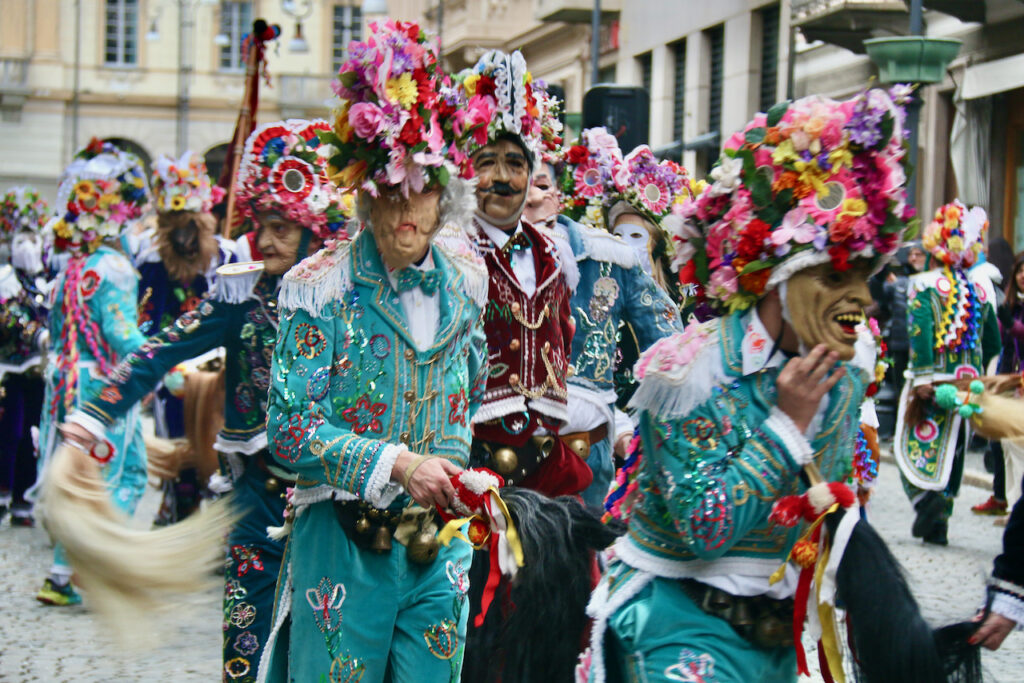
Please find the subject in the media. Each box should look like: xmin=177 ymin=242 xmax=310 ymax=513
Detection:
xmin=53 ymin=219 xmax=72 ymax=239
xmin=98 ymin=193 xmax=120 ymax=210
xmin=170 ymin=195 xmax=187 ymax=211
xmin=334 ymin=104 xmax=354 ymax=144
xmin=462 ymin=73 xmax=481 ymax=97
xmin=131 ymin=174 xmax=146 ymax=189
xmin=385 ymin=72 xmax=418 ymax=109
xmin=73 ymin=180 xmax=97 ymax=198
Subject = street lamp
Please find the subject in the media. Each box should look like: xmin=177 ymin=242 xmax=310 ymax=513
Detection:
xmin=282 ymin=0 xmax=313 ymax=54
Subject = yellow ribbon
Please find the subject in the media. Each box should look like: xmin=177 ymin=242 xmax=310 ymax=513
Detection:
xmin=435 ymin=488 xmax=525 ymax=569
xmin=814 ymin=542 xmax=846 ymax=683
xmin=769 ymin=502 xmax=839 ymax=585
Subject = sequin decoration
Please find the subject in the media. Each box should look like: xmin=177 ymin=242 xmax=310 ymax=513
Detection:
xmin=274 ymin=412 xmax=325 ymax=463
xmin=588 ymin=276 xmax=619 ymax=323
xmin=447 ymin=389 xmax=469 ymax=426
xmin=342 ymin=395 xmax=387 ymax=434
xmin=306 ymin=577 xmax=346 ymax=635
xmin=370 ymin=333 xmax=391 ymax=359
xmin=329 ymin=654 xmax=366 ymax=683
xmin=423 ymin=619 xmax=459 ymax=660
xmin=682 ymin=417 xmax=718 ymax=450
xmin=688 ymin=475 xmax=733 ymax=550
xmin=230 ymin=545 xmax=265 ymax=576
xmin=229 ymin=602 xmax=257 ymax=629
xmin=295 ymin=322 xmax=327 ymax=359
xmin=307 ymin=366 xmax=331 ymax=401
xmin=224 ymin=657 xmax=251 ymax=680
xmin=664 ymin=648 xmax=716 ymax=682
xmin=234 ymin=631 xmax=260 ymax=657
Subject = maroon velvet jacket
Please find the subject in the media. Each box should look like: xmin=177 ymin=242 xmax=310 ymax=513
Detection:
xmin=471 ymin=219 xmax=575 ymax=447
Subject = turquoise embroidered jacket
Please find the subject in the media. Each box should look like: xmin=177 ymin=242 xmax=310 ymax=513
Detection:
xmin=266 ymin=229 xmax=488 ymax=505
xmin=618 ymin=311 xmax=865 ymax=576
xmin=558 ymin=216 xmax=682 ymax=398
xmin=79 ymin=273 xmax=281 ymax=455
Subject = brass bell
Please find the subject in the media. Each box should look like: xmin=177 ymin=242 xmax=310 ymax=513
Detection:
xmin=265 ymin=477 xmax=280 ymax=493
xmin=371 ymin=525 xmax=393 ymax=553
xmin=354 ymin=516 xmax=371 ymax=534
xmin=567 ymin=438 xmax=590 ymax=460
xmin=492 ymin=448 xmax=519 ymax=476
xmin=534 ymin=435 xmax=556 ymax=458
xmin=407 ymin=530 xmax=440 ymax=564
xmin=731 ymin=600 xmax=754 ymax=628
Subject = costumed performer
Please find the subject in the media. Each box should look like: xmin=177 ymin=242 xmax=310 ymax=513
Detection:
xmin=31 ymin=139 xmax=153 ymax=606
xmin=543 ymin=126 xmax=684 ymax=510
xmin=0 ymin=187 xmax=51 ymax=526
xmin=60 ymin=119 xmax=349 ymax=679
xmin=894 ymin=201 xmax=1001 ymax=546
xmin=258 ymin=20 xmax=489 ymax=682
xmin=581 ymin=89 xmax=915 ymax=683
xmin=140 ymin=151 xmax=233 ymax=524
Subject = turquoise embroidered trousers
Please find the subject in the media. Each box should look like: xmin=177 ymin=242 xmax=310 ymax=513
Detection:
xmin=603 ymin=577 xmax=796 ymax=683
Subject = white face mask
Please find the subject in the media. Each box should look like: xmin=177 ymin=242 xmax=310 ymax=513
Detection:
xmin=11 ymin=232 xmax=44 ymax=275
xmin=613 ymin=220 xmax=653 ymax=275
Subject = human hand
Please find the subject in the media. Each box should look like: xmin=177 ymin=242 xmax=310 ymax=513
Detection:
xmin=914 ymin=384 xmax=935 ymax=401
xmin=776 ymin=345 xmax=845 ymax=433
xmin=970 ymin=610 xmax=1017 ymax=651
xmin=392 ymin=451 xmax=461 ymax=509
xmin=58 ymin=421 xmax=99 ymax=452
xmin=614 ymin=433 xmax=632 ymax=459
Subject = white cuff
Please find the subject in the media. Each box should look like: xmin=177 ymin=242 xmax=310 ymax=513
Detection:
xmin=763 ymin=407 xmax=814 ymax=467
xmin=911 ymin=373 xmax=934 ymax=388
xmin=364 ymin=443 xmax=404 ymax=508
xmin=614 ymin=407 xmax=634 ymax=441
xmin=991 ymin=592 xmax=1024 ymax=629
xmin=66 ymin=411 xmax=108 ymax=442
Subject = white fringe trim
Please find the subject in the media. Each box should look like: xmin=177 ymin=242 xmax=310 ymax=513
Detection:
xmin=256 ymin=563 xmax=292 ymax=683
xmin=627 ymin=325 xmax=728 ymax=419
xmin=584 ymin=568 xmax=655 ymax=683
xmin=763 ymin=408 xmax=813 ymax=466
xmin=213 ymin=432 xmax=268 ymax=456
xmin=576 ymin=225 xmax=641 ymax=269
xmin=528 ymin=395 xmax=569 ymax=423
xmin=539 ymin=224 xmax=581 ymax=293
xmin=434 ymin=220 xmax=489 ymax=308
xmin=991 ymin=592 xmax=1024 ymax=628
xmin=208 ymin=472 xmax=233 ymax=494
xmin=279 ymin=239 xmax=353 ymax=318
xmin=471 ymin=395 xmax=529 ymax=424
xmin=363 ymin=443 xmax=403 ymax=508
xmin=212 ymin=267 xmax=262 ymax=304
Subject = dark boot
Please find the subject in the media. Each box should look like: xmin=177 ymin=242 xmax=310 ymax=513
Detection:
xmin=923 ymin=520 xmax=948 ymax=546
xmin=912 ymin=491 xmax=945 ymax=538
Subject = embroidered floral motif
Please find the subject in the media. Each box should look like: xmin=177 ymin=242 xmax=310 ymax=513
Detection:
xmin=342 ymin=394 xmax=386 ymax=434
xmin=295 ymin=322 xmax=327 ymax=359
xmin=229 ymin=602 xmax=257 ymax=628
xmin=234 ymin=630 xmax=260 ymax=656
xmin=274 ymin=412 xmax=324 ymax=462
xmin=329 ymin=653 xmax=366 ymax=683
xmin=99 ymin=385 xmax=122 ymax=403
xmin=307 ymin=366 xmax=331 ymax=401
xmin=230 ymin=545 xmax=264 ymax=576
xmin=588 ymin=276 xmax=619 ymax=323
xmin=423 ymin=619 xmax=459 ymax=660
xmin=370 ymin=333 xmax=391 ymax=359
xmin=664 ymin=648 xmax=716 ymax=682
xmin=79 ymin=269 xmax=101 ymax=299
xmin=307 ymin=577 xmax=346 ymax=634
xmin=224 ymin=656 xmax=251 ymax=680
xmin=682 ymin=417 xmax=718 ymax=450
xmin=224 ymin=579 xmax=247 ymax=601
xmin=447 ymin=389 xmax=469 ymax=427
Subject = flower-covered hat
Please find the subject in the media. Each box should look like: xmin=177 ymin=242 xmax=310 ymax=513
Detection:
xmin=1 ymin=187 xmax=49 ymax=235
xmin=556 ymin=127 xmax=623 ymax=230
xmin=922 ymin=200 xmax=987 ymax=270
xmin=323 ymin=20 xmax=477 ymax=195
xmin=669 ymin=88 xmax=913 ymax=313
xmin=152 ymin=152 xmax=224 ymax=213
xmin=236 ymin=119 xmax=350 ymax=240
xmin=610 ymin=145 xmax=690 ymax=226
xmin=50 ymin=138 xmax=151 ymax=254
xmin=458 ymin=49 xmax=544 ymax=160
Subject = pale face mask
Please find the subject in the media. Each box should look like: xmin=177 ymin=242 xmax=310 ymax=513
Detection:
xmin=11 ymin=231 xmax=44 ymax=275
xmin=368 ymin=187 xmax=443 ymax=270
xmin=613 ymin=213 xmax=655 ymax=275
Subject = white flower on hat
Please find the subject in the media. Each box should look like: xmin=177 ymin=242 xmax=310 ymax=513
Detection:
xmin=709 ymin=155 xmax=742 ymax=197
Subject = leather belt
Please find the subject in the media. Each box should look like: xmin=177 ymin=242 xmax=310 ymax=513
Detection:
xmin=559 ymin=424 xmax=609 ymax=461
xmin=679 ymin=579 xmax=795 ymax=649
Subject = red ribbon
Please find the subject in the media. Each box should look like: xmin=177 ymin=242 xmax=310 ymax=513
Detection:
xmin=474 ymin=535 xmax=503 ymax=628
xmin=791 ymin=523 xmax=822 ymax=677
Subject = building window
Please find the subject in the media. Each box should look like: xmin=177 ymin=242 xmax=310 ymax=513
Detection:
xmin=759 ymin=3 xmax=781 ymax=111
xmin=219 ymin=2 xmax=253 ymax=72
xmin=104 ymin=0 xmax=138 ymax=66
xmin=671 ymin=40 xmax=686 ymax=142
xmin=332 ymin=4 xmax=364 ymax=74
xmin=706 ymin=24 xmax=724 ymax=135
xmin=598 ymin=65 xmax=617 ymax=85
xmin=637 ymin=52 xmax=652 ymax=95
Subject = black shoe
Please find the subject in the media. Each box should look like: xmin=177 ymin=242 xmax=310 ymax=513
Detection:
xmin=923 ymin=520 xmax=949 ymax=546
xmin=912 ymin=492 xmax=946 ymax=538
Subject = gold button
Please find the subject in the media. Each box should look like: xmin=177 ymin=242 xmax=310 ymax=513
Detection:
xmin=265 ymin=477 xmax=280 ymax=493
xmin=509 ymin=373 xmax=520 ymax=385
xmin=543 ymin=341 xmax=551 ymax=353
xmin=510 ymin=302 xmax=521 ymax=314
xmin=509 ymin=339 xmax=521 ymax=351
xmin=400 ymin=432 xmax=411 ymax=444
xmin=404 ymin=348 xmax=416 ymax=360
xmin=404 ymin=390 xmax=416 ymax=403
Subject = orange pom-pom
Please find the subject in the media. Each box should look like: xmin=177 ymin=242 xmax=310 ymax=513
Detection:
xmin=467 ymin=518 xmax=490 ymax=546
xmin=792 ymin=539 xmax=819 ymax=569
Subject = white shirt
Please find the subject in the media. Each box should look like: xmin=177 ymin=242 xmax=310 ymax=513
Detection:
xmin=478 ymin=217 xmax=537 ymax=296
xmin=385 ymin=251 xmax=440 ymax=352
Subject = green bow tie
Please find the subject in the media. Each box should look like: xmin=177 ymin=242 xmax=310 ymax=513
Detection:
xmin=395 ymin=267 xmax=442 ymax=295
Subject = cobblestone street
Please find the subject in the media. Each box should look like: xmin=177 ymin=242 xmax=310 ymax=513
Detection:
xmin=1 ymin=450 xmax=1022 ymax=681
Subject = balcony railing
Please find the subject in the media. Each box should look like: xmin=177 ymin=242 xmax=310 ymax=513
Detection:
xmin=534 ymin=0 xmax=621 ymax=24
